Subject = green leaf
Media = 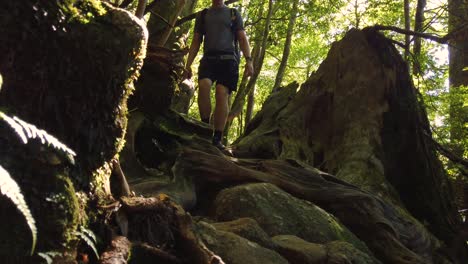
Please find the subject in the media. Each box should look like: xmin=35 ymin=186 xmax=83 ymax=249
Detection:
xmin=0 ymin=112 xmax=76 ymax=163
xmin=75 ymin=229 xmax=99 ymax=259
xmin=0 ymin=165 xmax=37 ymax=255
xmin=463 ymin=67 xmax=468 ymax=72
xmin=38 ymin=252 xmax=62 ymax=264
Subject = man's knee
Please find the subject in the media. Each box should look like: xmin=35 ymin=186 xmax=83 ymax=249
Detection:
xmin=215 ymin=84 xmax=230 ymax=100
xmin=199 ymin=78 xmax=212 ymax=93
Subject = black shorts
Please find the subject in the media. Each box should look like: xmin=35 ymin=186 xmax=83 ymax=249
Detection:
xmin=198 ymin=56 xmax=239 ymax=93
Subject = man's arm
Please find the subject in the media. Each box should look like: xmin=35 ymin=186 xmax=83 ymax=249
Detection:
xmin=184 ymin=32 xmax=202 ymax=78
xmin=237 ymin=30 xmax=254 ymax=77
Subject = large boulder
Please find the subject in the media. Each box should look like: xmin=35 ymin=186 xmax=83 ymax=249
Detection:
xmin=0 ymin=0 xmax=147 ymax=258
xmin=212 ymin=218 xmax=277 ymax=250
xmin=213 ymin=183 xmax=370 ymax=254
xmin=272 ymin=235 xmax=380 ymax=264
xmin=196 ymin=221 xmax=289 ymax=264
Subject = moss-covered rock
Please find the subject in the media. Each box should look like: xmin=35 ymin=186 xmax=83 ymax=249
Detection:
xmin=196 ymin=221 xmax=289 ymax=264
xmin=0 ymin=127 xmax=81 ymax=258
xmin=0 ymin=0 xmax=147 ymax=259
xmin=0 ymin=0 xmax=147 ymax=188
xmin=213 ymin=183 xmax=370 ymax=254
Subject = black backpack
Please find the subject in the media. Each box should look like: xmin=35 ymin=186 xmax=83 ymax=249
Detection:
xmin=199 ymin=8 xmax=240 ymax=60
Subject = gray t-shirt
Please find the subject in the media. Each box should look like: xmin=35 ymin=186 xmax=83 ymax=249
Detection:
xmin=194 ymin=6 xmax=244 ymax=54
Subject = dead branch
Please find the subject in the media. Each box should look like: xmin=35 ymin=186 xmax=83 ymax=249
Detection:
xmin=371 ymin=23 xmax=468 ymax=44
xmin=370 ymin=25 xmax=449 ymax=43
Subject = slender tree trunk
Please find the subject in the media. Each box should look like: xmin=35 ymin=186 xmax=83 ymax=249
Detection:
xmin=272 ymin=0 xmax=299 ymax=91
xmin=404 ymin=0 xmax=411 ymax=61
xmin=448 ymin=0 xmax=468 ymax=161
xmin=245 ymin=86 xmax=255 ymax=128
xmin=413 ymin=0 xmax=426 ymax=75
xmin=354 ymin=0 xmax=360 ymax=28
xmin=159 ymin=0 xmax=186 ymax=47
xmin=135 ymin=0 xmax=148 ymax=19
xmin=225 ymin=45 xmax=258 ymax=140
xmin=229 ymin=0 xmax=274 ymax=119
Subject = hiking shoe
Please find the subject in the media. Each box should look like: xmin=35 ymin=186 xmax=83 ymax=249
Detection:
xmin=212 ymin=140 xmax=226 ymax=150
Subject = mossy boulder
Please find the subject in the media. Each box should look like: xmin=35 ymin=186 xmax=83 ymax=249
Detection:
xmin=272 ymin=235 xmax=380 ymax=264
xmin=0 ymin=0 xmax=147 ymax=259
xmin=196 ymin=221 xmax=289 ymax=264
xmin=212 ymin=218 xmax=277 ymax=250
xmin=213 ymin=183 xmax=370 ymax=254
xmin=0 ymin=0 xmax=147 ymax=187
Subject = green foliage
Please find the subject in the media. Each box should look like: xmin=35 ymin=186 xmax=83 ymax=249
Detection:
xmin=183 ymin=0 xmax=463 ymax=159
xmin=74 ymin=226 xmax=99 ymax=259
xmin=0 ymin=112 xmax=76 ymax=164
xmin=0 ymin=165 xmax=37 ymax=255
xmin=37 ymin=251 xmax=63 ymax=264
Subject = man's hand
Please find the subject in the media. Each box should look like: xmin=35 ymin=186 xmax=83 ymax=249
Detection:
xmin=183 ymin=67 xmax=193 ymax=80
xmin=244 ymin=61 xmax=254 ymax=77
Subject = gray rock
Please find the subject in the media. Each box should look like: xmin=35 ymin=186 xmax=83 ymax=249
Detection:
xmin=273 ymin=235 xmax=380 ymax=264
xmin=213 ymin=183 xmax=369 ymax=253
xmin=272 ymin=235 xmax=327 ymax=264
xmin=196 ymin=221 xmax=289 ymax=264
xmin=212 ymin=218 xmax=276 ymax=250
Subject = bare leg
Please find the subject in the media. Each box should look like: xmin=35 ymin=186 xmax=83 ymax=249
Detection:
xmin=213 ymin=84 xmax=230 ymax=132
xmin=198 ymin=78 xmax=213 ymax=122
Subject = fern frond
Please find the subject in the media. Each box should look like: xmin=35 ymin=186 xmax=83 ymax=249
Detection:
xmin=80 ymin=226 xmax=97 ymax=244
xmin=38 ymin=251 xmax=62 ymax=264
xmin=75 ymin=229 xmax=99 ymax=259
xmin=0 ymin=165 xmax=37 ymax=255
xmin=0 ymin=112 xmax=76 ymax=161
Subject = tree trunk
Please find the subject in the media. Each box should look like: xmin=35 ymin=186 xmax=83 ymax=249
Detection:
xmin=229 ymin=0 xmax=274 ymax=120
xmin=147 ymin=0 xmax=187 ymax=47
xmin=245 ymin=86 xmax=255 ymax=129
xmin=448 ymin=0 xmax=468 ymax=213
xmin=272 ymin=0 xmax=299 ymax=91
xmin=448 ymin=0 xmax=468 ymax=156
xmin=404 ymin=0 xmax=411 ymax=61
xmin=234 ymin=28 xmax=464 ymax=257
xmin=354 ymin=0 xmax=361 ymax=28
xmin=413 ymin=0 xmax=426 ymax=75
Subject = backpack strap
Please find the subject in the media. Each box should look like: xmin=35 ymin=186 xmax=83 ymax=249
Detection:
xmin=230 ymin=8 xmax=240 ymax=60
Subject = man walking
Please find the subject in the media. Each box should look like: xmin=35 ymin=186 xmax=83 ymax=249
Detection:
xmin=185 ymin=0 xmax=254 ymax=149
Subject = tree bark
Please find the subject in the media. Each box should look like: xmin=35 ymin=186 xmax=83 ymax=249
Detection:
xmin=448 ymin=0 xmax=468 ymax=157
xmin=412 ymin=0 xmax=426 ymax=75
xmin=135 ymin=0 xmax=148 ymax=19
xmin=272 ymin=0 xmax=299 ymax=91
xmin=404 ymin=0 xmax=411 ymax=61
xmin=245 ymin=86 xmax=255 ymax=128
xmin=233 ymin=29 xmax=464 ymax=256
xmin=229 ymin=0 xmax=274 ymax=120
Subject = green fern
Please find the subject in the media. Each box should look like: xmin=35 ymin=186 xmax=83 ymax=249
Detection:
xmin=37 ymin=251 xmax=62 ymax=264
xmin=0 ymin=112 xmax=76 ymax=163
xmin=0 ymin=111 xmax=77 ymax=255
xmin=0 ymin=165 xmax=37 ymax=255
xmin=74 ymin=226 xmax=99 ymax=259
